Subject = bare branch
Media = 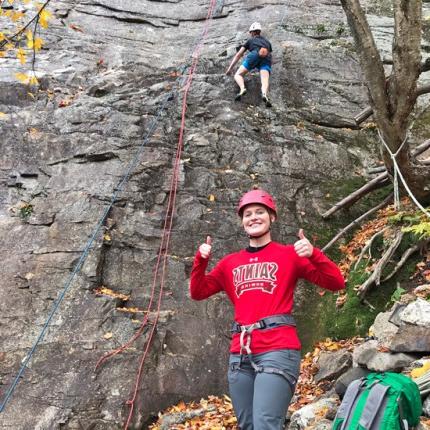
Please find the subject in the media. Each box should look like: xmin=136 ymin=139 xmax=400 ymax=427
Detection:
xmin=322 ymin=138 xmax=430 ymax=219
xmin=322 ymin=194 xmax=393 ymax=252
xmin=356 ymin=230 xmax=404 ymax=298
xmin=354 ymin=107 xmax=373 ymax=125
xmin=412 ymin=139 xmax=430 ymax=156
xmin=321 ymin=173 xmax=389 ymax=219
xmin=416 ymin=84 xmax=430 ymax=97
xmin=381 ymin=243 xmax=421 ymax=283
xmin=354 ymin=227 xmax=388 ymax=270
xmin=355 ymin=86 xmax=430 ymax=125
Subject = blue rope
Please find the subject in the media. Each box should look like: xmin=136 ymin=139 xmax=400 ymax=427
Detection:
xmin=0 ymin=0 xmax=220 ymax=411
xmin=0 ymin=72 xmax=185 ymax=414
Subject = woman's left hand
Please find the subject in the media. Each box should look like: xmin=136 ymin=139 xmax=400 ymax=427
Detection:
xmin=294 ymin=229 xmax=313 ymax=258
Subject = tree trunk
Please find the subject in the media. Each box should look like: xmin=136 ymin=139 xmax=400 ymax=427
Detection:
xmin=340 ymin=0 xmax=430 ymax=204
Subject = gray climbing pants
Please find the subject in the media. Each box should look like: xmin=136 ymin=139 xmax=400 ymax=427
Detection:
xmin=228 ymin=349 xmax=301 ymax=430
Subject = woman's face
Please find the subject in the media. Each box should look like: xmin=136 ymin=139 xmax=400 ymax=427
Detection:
xmin=241 ymin=204 xmax=274 ymax=237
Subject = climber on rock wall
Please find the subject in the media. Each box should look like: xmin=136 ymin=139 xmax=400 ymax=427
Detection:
xmin=226 ymin=22 xmax=274 ymax=107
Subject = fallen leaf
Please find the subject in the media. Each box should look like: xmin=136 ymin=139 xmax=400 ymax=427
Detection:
xmin=69 ymin=23 xmax=84 ymax=32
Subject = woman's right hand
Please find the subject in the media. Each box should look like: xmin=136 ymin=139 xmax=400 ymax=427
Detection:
xmin=199 ymin=236 xmax=212 ymax=259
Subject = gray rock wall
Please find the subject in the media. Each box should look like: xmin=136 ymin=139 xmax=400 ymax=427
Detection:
xmin=0 ymin=0 xmax=391 ymax=428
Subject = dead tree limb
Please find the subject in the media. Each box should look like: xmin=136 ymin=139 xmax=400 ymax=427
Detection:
xmin=354 ymin=227 xmax=388 ymax=270
xmin=413 ymin=139 xmax=430 ymax=157
xmin=354 ymin=82 xmax=430 ymax=125
xmin=322 ymin=173 xmax=389 ymax=219
xmin=356 ymin=230 xmax=404 ymax=298
xmin=323 ymin=139 xmax=430 ymax=219
xmin=381 ymin=243 xmax=421 ymax=283
xmin=322 ymin=194 xmax=393 ymax=252
xmin=354 ymin=106 xmax=373 ymax=125
xmin=416 ymin=84 xmax=430 ymax=98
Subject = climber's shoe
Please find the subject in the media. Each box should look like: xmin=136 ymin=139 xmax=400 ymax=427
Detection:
xmin=262 ymin=93 xmax=272 ymax=108
xmin=235 ymin=88 xmax=247 ymax=101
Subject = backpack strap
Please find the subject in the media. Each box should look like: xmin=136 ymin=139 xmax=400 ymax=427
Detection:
xmin=397 ymin=397 xmax=409 ymax=430
xmin=358 ymin=382 xmax=390 ymax=429
xmin=336 ymin=378 xmax=365 ymax=430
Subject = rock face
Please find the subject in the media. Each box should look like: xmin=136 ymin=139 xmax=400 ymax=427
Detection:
xmin=0 ymin=0 xmax=408 ymax=428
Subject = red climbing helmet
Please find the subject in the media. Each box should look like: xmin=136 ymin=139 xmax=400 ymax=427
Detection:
xmin=237 ymin=189 xmax=277 ymax=217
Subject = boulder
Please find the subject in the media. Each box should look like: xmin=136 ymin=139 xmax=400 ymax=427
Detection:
xmin=288 ymin=397 xmax=338 ymax=430
xmin=370 ymin=310 xmax=399 ymax=347
xmin=334 ymin=367 xmax=370 ymax=399
xmin=400 ymin=299 xmax=430 ymax=327
xmin=315 ymin=349 xmax=352 ymax=383
xmin=353 ymin=340 xmax=417 ymax=372
xmin=389 ymin=325 xmax=430 ymax=353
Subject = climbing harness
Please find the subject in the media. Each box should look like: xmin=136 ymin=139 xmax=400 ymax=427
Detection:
xmin=231 ymin=314 xmax=296 ymax=334
xmin=231 ymin=314 xmax=297 ymax=388
xmin=377 ymin=129 xmax=430 ymax=219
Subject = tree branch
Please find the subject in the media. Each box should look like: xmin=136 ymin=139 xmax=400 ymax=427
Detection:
xmin=416 ymin=83 xmax=430 ymax=97
xmin=356 ymin=230 xmax=404 ymax=298
xmin=381 ymin=242 xmax=421 ymax=283
xmin=322 ymin=194 xmax=393 ymax=252
xmin=354 ymin=227 xmax=388 ymax=270
xmin=355 ymin=85 xmax=430 ymax=125
xmin=322 ymin=138 xmax=430 ymax=219
xmin=321 ymin=173 xmax=389 ymax=219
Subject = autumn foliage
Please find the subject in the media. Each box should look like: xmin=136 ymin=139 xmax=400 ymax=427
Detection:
xmin=0 ymin=0 xmax=52 ymax=84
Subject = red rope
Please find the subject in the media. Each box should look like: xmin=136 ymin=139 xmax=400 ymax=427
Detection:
xmin=94 ymin=1 xmax=217 ymax=428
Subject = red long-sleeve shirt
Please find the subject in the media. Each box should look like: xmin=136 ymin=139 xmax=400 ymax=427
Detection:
xmin=190 ymin=241 xmax=345 ymax=354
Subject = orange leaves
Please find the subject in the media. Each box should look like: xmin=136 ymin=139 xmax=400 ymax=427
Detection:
xmin=26 ymin=30 xmax=43 ymax=51
xmin=15 ymin=72 xmax=38 ymax=85
xmin=290 ymin=337 xmax=364 ymax=412
xmin=38 ymin=8 xmax=51 ymax=29
xmin=338 ymin=199 xmax=408 ymax=277
xmin=1 ymin=1 xmax=52 ymax=83
xmin=69 ymin=23 xmax=84 ymax=32
xmin=150 ymin=395 xmax=237 ymax=429
xmin=16 ymin=47 xmax=26 ymax=64
xmin=116 ymin=306 xmax=146 ymax=314
xmin=58 ymin=99 xmax=71 ymax=107
xmin=94 ymin=286 xmax=130 ymax=301
xmin=150 ymin=340 xmax=366 ymax=427
xmin=335 ymin=292 xmax=347 ymax=308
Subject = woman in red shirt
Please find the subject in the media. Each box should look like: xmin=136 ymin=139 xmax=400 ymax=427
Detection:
xmin=190 ymin=189 xmax=345 ymax=429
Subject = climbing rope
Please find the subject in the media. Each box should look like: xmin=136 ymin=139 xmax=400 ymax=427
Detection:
xmin=0 ymin=0 xmax=217 ymax=414
xmin=0 ymin=90 xmax=174 ymax=415
xmin=377 ymin=129 xmax=430 ymax=218
xmin=93 ymin=1 xmax=218 ymax=428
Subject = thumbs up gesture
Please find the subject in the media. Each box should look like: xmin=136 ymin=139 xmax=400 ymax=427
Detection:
xmin=294 ymin=229 xmax=313 ymax=258
xmin=199 ymin=236 xmax=212 ymax=259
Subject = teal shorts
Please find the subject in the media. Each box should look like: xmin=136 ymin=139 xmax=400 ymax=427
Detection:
xmin=242 ymin=50 xmax=272 ymax=73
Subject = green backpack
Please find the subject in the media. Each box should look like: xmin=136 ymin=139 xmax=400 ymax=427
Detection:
xmin=332 ymin=372 xmax=422 ymax=430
